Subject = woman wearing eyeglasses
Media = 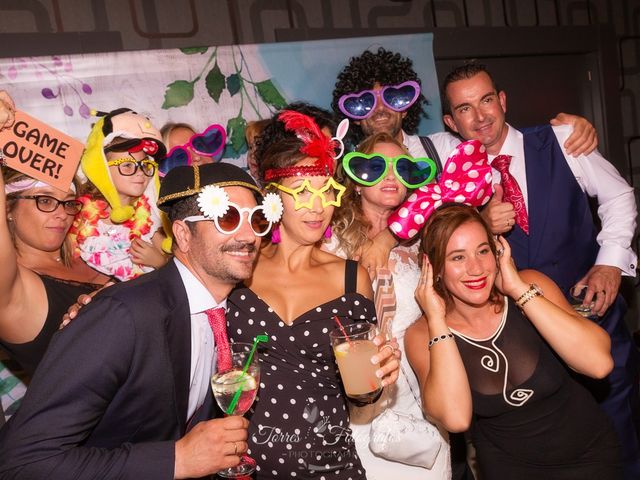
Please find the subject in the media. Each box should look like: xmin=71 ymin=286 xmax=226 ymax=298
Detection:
xmin=0 ymin=166 xmax=112 ymax=376
xmin=0 ymin=92 xmax=111 ymax=400
xmin=226 ymin=110 xmax=400 ymax=479
xmin=0 ymin=94 xmax=110 ymax=425
xmin=326 ymin=132 xmax=451 ymax=479
xmin=68 ymin=109 xmax=169 ymax=282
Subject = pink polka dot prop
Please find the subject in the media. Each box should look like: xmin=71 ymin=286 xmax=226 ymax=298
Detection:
xmin=388 ymin=139 xmax=493 ymax=239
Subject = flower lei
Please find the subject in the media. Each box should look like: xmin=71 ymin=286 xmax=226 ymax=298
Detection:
xmin=69 ymin=194 xmax=154 ymax=255
xmin=123 ymin=195 xmax=153 ymax=239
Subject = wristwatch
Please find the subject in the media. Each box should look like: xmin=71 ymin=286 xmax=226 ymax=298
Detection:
xmin=516 ymin=283 xmax=543 ymax=308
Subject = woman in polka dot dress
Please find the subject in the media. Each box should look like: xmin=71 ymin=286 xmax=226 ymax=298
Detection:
xmin=228 ymin=109 xmax=400 ymax=479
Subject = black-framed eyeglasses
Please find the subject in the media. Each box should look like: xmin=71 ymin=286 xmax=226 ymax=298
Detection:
xmin=14 ymin=195 xmax=82 ymax=215
xmin=107 ymin=157 xmax=158 ymax=177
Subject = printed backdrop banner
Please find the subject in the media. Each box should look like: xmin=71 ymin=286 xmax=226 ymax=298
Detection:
xmin=0 ymin=33 xmax=442 ymax=167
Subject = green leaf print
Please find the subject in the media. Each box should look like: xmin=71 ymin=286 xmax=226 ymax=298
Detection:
xmin=255 ymin=79 xmax=287 ymax=109
xmin=205 ymin=63 xmax=225 ymax=103
xmin=226 ymin=116 xmax=248 ymax=154
xmin=180 ymin=46 xmax=209 ymax=55
xmin=161 ymin=80 xmax=195 ymax=109
xmin=226 ymin=73 xmax=242 ymax=97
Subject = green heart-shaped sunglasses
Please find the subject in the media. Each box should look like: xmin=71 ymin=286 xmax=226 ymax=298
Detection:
xmin=342 ymin=152 xmax=437 ymax=188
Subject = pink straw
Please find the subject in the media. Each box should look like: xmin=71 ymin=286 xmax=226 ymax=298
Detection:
xmin=333 ymin=316 xmax=353 ymax=347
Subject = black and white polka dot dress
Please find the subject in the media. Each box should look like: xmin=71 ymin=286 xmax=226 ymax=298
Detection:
xmin=228 ymin=260 xmax=374 ymax=479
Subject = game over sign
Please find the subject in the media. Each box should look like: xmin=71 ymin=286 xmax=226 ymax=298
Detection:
xmin=0 ymin=111 xmax=83 ymax=191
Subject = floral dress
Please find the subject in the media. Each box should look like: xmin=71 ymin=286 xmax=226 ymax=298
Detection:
xmin=69 ymin=195 xmax=162 ymax=281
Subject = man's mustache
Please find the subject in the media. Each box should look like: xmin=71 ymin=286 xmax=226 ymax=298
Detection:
xmin=222 ymin=242 xmax=256 ymax=253
xmin=370 ymin=111 xmax=390 ymax=121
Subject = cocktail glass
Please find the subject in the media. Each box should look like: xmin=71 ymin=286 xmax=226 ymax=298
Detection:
xmin=329 ymin=322 xmax=383 ymax=406
xmin=571 ymin=285 xmax=598 ymax=320
xmin=211 ymin=342 xmax=261 ymax=478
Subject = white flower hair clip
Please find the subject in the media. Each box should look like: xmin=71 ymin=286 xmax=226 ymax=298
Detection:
xmin=197 ymin=185 xmax=230 ymax=219
xmin=263 ymin=192 xmax=284 ymax=223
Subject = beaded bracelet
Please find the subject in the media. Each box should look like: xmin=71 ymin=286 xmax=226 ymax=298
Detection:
xmin=428 ymin=332 xmax=454 ymax=350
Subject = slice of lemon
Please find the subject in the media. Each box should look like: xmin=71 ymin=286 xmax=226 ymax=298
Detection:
xmin=334 ymin=343 xmax=350 ymax=358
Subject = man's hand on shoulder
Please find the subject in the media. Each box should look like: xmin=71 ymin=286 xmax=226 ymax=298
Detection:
xmin=550 ymin=113 xmax=598 ymax=157
xmin=574 ymin=265 xmax=622 ymax=317
xmin=174 ymin=416 xmax=249 ymax=479
xmin=59 ymin=281 xmax=115 ymax=329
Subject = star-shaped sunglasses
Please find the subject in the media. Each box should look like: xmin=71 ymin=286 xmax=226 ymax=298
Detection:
xmin=159 ymin=124 xmax=226 ymax=176
xmin=342 ymin=151 xmax=437 ymax=188
xmin=338 ymin=81 xmax=420 ymax=120
xmin=268 ymin=178 xmax=346 ymax=211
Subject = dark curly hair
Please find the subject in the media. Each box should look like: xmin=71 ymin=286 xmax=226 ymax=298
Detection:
xmin=253 ymin=102 xmax=338 ymax=185
xmin=332 ymin=48 xmax=427 ymax=143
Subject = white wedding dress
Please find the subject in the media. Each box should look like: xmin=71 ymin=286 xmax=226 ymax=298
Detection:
xmin=324 ymin=238 xmax=452 ymax=480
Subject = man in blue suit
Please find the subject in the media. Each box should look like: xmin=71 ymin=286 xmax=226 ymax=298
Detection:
xmin=442 ymin=62 xmax=639 ymax=479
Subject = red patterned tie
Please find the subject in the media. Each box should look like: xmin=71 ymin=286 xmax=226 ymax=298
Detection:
xmin=206 ymin=307 xmax=232 ymax=371
xmin=492 ymin=154 xmax=529 ymax=234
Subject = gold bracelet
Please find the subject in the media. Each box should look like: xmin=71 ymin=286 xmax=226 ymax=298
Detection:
xmin=516 ymin=283 xmax=543 ymax=308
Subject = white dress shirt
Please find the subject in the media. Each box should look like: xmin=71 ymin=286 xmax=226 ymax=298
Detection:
xmin=174 ymin=258 xmax=227 ymax=420
xmin=490 ymin=124 xmax=637 ymax=276
xmin=402 ymin=130 xmax=461 ymax=163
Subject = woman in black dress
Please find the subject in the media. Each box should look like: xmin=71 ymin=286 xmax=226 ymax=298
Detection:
xmin=405 ymin=204 xmax=621 ymax=479
xmin=0 ymin=92 xmax=110 ymax=377
xmin=228 ymin=109 xmax=400 ymax=479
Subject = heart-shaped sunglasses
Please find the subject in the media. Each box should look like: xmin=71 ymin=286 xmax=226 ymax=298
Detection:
xmin=159 ymin=124 xmax=226 ymax=176
xmin=342 ymin=151 xmax=436 ymax=188
xmin=338 ymin=81 xmax=421 ymax=120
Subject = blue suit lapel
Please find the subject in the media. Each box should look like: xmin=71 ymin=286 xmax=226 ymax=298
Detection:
xmin=161 ymin=261 xmax=192 ymax=435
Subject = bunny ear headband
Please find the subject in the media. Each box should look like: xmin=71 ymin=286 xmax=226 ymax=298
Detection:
xmin=388 ymin=140 xmax=493 ymax=239
xmin=263 ymin=111 xmax=348 ymax=181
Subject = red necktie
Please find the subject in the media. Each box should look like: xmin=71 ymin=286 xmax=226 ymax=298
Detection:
xmin=206 ymin=307 xmax=231 ymax=371
xmin=492 ymin=154 xmax=529 ymax=234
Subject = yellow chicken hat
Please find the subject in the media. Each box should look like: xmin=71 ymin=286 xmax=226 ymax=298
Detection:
xmin=81 ymin=108 xmax=166 ymax=223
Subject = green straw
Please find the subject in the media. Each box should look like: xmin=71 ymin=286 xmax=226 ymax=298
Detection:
xmin=226 ymin=334 xmax=269 ymax=415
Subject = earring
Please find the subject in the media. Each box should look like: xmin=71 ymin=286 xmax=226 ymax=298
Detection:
xmin=271 ymin=224 xmax=281 ymax=244
xmin=7 ymin=216 xmax=13 ymax=221
xmin=435 ymin=275 xmax=441 ymax=283
xmin=324 ymin=225 xmax=332 ymax=239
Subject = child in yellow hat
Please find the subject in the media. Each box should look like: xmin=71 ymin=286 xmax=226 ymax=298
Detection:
xmin=69 ymin=109 xmax=169 ymax=281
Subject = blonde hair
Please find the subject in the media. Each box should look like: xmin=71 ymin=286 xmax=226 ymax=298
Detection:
xmin=332 ymin=132 xmax=409 ymax=259
xmin=160 ymin=122 xmax=196 ymax=149
xmin=3 ymin=168 xmax=78 ymax=267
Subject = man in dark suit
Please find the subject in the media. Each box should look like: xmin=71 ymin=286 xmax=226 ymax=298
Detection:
xmin=441 ymin=62 xmax=639 ymax=479
xmin=0 ymin=162 xmax=277 ymax=479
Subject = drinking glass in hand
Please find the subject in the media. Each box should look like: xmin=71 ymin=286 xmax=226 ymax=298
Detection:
xmin=571 ymin=285 xmax=598 ymax=320
xmin=211 ymin=342 xmax=261 ymax=478
xmin=329 ymin=322 xmax=383 ymax=406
